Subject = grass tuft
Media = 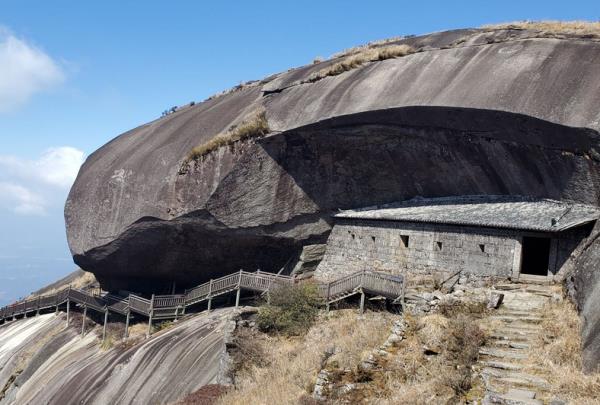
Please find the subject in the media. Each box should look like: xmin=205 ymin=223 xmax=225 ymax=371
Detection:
xmin=484 ymin=20 xmax=600 ymax=38
xmin=306 ymin=44 xmax=415 ymax=83
xmin=186 ymin=108 xmax=269 ymax=163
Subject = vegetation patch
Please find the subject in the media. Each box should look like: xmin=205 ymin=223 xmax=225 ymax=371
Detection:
xmin=185 ymin=108 xmax=269 ymax=164
xmin=325 ymin=310 xmax=486 ymax=404
xmin=484 ymin=20 xmax=600 ymax=39
xmin=525 ymin=298 xmax=600 ymax=403
xmin=219 ymin=309 xmax=395 ymax=405
xmin=256 ymin=283 xmax=322 ymax=336
xmin=175 ymin=384 xmax=229 ymax=405
xmin=153 ymin=320 xmax=175 ymax=334
xmin=228 ymin=327 xmax=269 ymax=378
xmin=305 ymin=44 xmax=415 ymax=83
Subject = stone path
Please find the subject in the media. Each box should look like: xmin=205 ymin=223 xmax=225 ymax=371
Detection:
xmin=478 ymin=283 xmax=560 ymax=405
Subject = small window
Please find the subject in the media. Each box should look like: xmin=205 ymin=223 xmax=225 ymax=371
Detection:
xmin=400 ymin=235 xmax=409 ymax=248
xmin=371 ymin=236 xmax=376 ymax=242
xmin=351 ymin=233 xmax=355 ymax=240
xmin=436 ymin=241 xmax=443 ymax=251
xmin=479 ymin=244 xmax=485 ymax=253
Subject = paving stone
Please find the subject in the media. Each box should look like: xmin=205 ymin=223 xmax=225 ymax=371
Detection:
xmin=490 ymin=315 xmax=543 ymax=324
xmin=491 ymin=340 xmax=531 ymax=350
xmin=495 ymin=284 xmax=522 ymax=291
xmin=484 ymin=392 xmax=543 ymax=405
xmin=482 ymin=369 xmax=549 ymax=387
xmin=493 ymin=375 xmax=550 ymax=389
xmin=489 ymin=332 xmax=535 ymax=342
xmin=506 ymin=389 xmax=536 ymax=399
xmin=479 ymin=348 xmax=528 ymax=360
xmin=502 ymin=324 xmax=542 ymax=333
xmin=482 ymin=361 xmax=524 ymax=371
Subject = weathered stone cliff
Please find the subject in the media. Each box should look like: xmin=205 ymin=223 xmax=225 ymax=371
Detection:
xmin=65 ymin=27 xmax=600 ymax=369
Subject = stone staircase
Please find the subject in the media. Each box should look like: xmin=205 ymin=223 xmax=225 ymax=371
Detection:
xmin=478 ymin=283 xmax=560 ymax=405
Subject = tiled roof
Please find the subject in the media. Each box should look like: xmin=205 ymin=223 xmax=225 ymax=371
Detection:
xmin=335 ymin=195 xmax=600 ymax=232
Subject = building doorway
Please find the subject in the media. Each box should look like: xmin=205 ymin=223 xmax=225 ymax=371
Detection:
xmin=520 ymin=236 xmax=551 ymax=276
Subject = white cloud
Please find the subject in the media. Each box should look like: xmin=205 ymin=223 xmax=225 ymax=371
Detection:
xmin=0 ymin=147 xmax=85 ymax=215
xmin=0 ymin=28 xmax=64 ymax=112
xmin=0 ymin=182 xmax=45 ymax=215
xmin=0 ymin=147 xmax=85 ymax=189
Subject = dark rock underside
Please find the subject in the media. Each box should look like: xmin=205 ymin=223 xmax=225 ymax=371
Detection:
xmin=76 ymin=107 xmax=600 ymax=292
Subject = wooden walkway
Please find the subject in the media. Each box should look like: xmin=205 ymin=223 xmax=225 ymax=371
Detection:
xmin=0 ymin=269 xmax=404 ymax=340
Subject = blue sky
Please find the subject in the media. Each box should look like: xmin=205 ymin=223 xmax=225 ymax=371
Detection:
xmin=0 ymin=0 xmax=598 ymax=305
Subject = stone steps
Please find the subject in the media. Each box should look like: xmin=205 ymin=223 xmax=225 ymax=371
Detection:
xmin=477 ymin=285 xmax=556 ymax=403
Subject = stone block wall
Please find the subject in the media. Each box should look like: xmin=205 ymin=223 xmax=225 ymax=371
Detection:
xmin=315 ymin=219 xmax=520 ymax=281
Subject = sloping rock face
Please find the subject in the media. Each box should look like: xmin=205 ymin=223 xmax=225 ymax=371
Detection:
xmin=570 ymin=222 xmax=600 ymax=373
xmin=65 ymin=28 xmax=600 ymax=292
xmin=0 ymin=309 xmax=243 ymax=404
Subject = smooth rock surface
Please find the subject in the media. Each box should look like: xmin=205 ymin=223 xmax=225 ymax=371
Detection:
xmin=65 ymin=28 xmax=600 ymax=292
xmin=0 ymin=308 xmax=246 ymax=405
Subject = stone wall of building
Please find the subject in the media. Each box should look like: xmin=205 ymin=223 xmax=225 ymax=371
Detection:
xmin=315 ymin=219 xmax=521 ymax=282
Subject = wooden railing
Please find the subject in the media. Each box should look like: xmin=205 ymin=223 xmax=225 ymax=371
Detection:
xmin=103 ymin=294 xmax=129 ymax=315
xmin=128 ymin=294 xmax=151 ymax=316
xmin=0 ymin=269 xmax=404 ymax=335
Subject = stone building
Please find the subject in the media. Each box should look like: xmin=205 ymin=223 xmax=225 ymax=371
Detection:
xmin=315 ymin=196 xmax=600 ymax=283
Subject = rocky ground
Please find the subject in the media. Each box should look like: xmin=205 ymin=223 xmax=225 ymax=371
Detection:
xmin=224 ymin=280 xmax=597 ymax=405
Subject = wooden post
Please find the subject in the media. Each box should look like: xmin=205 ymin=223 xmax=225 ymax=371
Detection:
xmin=102 ymin=308 xmax=109 ymax=343
xmin=359 ymin=289 xmax=365 ymax=314
xmin=66 ymin=299 xmax=70 ymax=326
xmin=147 ymin=294 xmax=155 ymax=338
xmin=81 ymin=306 xmax=87 ymax=337
xmin=171 ymin=281 xmax=176 ymax=295
xmin=235 ymin=288 xmax=241 ymax=308
xmin=207 ymin=280 xmax=213 ymax=312
xmin=124 ymin=310 xmax=130 ymax=339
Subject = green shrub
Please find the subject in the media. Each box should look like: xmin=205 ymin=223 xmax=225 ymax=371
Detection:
xmin=257 ymin=283 xmax=322 ymax=336
xmin=153 ymin=320 xmax=175 ymax=333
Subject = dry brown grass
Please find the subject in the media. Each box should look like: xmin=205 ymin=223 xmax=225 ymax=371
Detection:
xmin=526 ymin=299 xmax=600 ymax=404
xmin=218 ymin=309 xmax=395 ymax=405
xmin=484 ymin=20 xmax=600 ymax=38
xmin=175 ymin=384 xmax=229 ymax=405
xmin=331 ymin=36 xmax=407 ymax=59
xmin=344 ymin=312 xmax=487 ymax=404
xmin=305 ymin=44 xmax=415 ymax=83
xmin=28 ymin=271 xmax=97 ymax=300
xmin=187 ymin=108 xmax=269 ymax=162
